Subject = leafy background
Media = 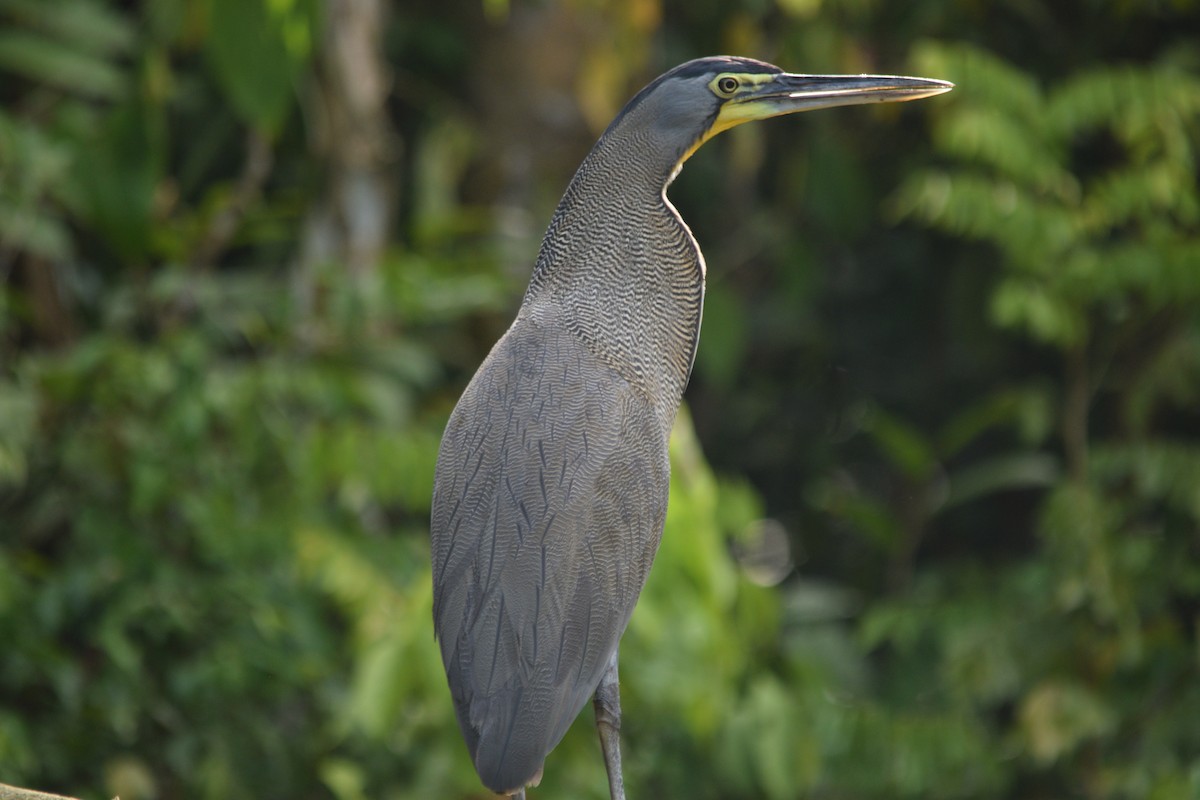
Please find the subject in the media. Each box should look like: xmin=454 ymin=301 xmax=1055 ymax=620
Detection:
xmin=2 ymin=0 xmax=1199 ymax=798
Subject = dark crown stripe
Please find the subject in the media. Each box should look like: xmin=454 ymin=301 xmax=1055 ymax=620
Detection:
xmin=604 ymin=56 xmax=780 ymax=134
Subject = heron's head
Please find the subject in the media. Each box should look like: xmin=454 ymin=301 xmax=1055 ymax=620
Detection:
xmin=608 ymin=56 xmax=952 ymax=176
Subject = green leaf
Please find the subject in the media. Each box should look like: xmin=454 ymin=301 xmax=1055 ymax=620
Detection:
xmin=0 ymin=31 xmax=125 ymax=98
xmin=990 ymin=277 xmax=1086 ymax=346
xmin=944 ymin=452 xmax=1061 ymax=509
xmin=932 ymin=106 xmax=1076 ymax=198
xmin=205 ymin=0 xmax=316 ymax=134
xmin=1045 ymin=64 xmax=1200 ymax=142
xmin=0 ymin=0 xmax=135 ymax=57
xmin=1091 ymin=440 xmax=1200 ymax=520
xmin=936 ymin=387 xmax=1046 ymax=455
xmin=71 ymin=91 xmax=166 ymax=262
xmin=807 ymin=474 xmax=903 ymax=550
xmin=865 ymin=407 xmax=937 ymax=479
xmin=1081 ymin=161 xmax=1199 ymax=232
xmin=890 ymin=170 xmax=1080 ymax=259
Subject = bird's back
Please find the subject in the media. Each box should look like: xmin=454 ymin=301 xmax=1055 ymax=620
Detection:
xmin=431 ymin=311 xmax=670 ymax=793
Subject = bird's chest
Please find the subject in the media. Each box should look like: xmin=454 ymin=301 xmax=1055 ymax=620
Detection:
xmin=546 ymin=259 xmax=701 ymax=419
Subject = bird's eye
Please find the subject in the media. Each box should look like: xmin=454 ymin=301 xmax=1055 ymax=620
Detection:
xmin=716 ymin=76 xmax=739 ymax=96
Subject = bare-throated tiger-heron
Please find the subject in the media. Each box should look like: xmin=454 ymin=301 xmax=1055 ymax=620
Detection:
xmin=431 ymin=56 xmax=952 ymax=798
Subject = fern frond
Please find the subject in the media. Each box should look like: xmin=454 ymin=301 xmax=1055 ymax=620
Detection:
xmin=0 ymin=30 xmax=125 ymax=99
xmin=909 ymin=40 xmax=1046 ymax=125
xmin=990 ymin=277 xmax=1086 ymax=346
xmin=1061 ymin=236 xmax=1200 ymax=307
xmin=932 ymin=106 xmax=1077 ymax=197
xmin=1045 ymin=64 xmax=1200 ymax=146
xmin=0 ymin=0 xmax=134 ymax=58
xmin=1081 ymin=160 xmax=1200 ymax=232
xmin=891 ymin=170 xmax=1079 ymax=261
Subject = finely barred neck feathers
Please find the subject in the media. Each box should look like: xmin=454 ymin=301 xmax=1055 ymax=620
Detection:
xmin=522 ymin=58 xmax=790 ymax=421
xmin=517 ymin=56 xmax=952 ymax=426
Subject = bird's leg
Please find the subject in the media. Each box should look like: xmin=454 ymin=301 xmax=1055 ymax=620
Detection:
xmin=593 ymin=651 xmax=627 ymax=800
xmin=511 ymin=791 xmax=526 ymax=800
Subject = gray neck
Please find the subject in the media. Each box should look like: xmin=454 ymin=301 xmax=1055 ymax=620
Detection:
xmin=521 ymin=106 xmax=706 ymax=427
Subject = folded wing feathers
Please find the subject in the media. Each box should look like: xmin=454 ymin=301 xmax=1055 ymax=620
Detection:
xmin=431 ymin=319 xmax=668 ymax=791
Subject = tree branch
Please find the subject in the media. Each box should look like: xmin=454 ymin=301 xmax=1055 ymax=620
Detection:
xmin=0 ymin=783 xmax=88 ymax=800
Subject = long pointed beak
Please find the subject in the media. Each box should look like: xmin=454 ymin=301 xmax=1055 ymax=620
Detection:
xmin=714 ymin=73 xmax=953 ymax=134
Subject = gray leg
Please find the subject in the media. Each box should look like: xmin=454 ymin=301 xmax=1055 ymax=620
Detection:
xmin=593 ymin=650 xmax=627 ymax=800
xmin=511 ymin=791 xmax=525 ymax=800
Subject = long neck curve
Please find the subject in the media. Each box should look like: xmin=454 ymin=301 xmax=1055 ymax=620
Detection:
xmin=521 ymin=104 xmax=706 ymax=426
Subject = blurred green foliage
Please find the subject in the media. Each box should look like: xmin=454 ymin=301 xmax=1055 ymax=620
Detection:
xmin=2 ymin=1 xmax=1199 ymax=799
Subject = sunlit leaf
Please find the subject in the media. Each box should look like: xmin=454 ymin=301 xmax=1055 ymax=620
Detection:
xmin=1019 ymin=681 xmax=1116 ymax=763
xmin=909 ymin=40 xmax=1045 ymax=125
xmin=932 ymin=106 xmax=1076 ymax=197
xmin=891 ymin=170 xmax=1080 ymax=259
xmin=990 ymin=277 xmax=1086 ymax=346
xmin=1045 ymin=65 xmax=1200 ymax=142
xmin=1081 ymin=160 xmax=1199 ymax=231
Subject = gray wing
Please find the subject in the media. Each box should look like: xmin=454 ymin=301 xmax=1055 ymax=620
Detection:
xmin=431 ymin=317 xmax=669 ymax=794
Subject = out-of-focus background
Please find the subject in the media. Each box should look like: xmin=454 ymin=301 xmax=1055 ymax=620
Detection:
xmin=2 ymin=0 xmax=1199 ymax=798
